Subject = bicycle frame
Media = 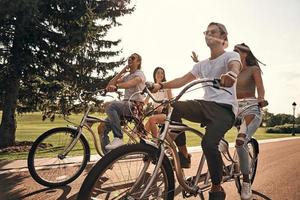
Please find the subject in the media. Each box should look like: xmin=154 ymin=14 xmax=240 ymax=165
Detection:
xmin=139 ymin=78 xmax=236 ymax=199
xmin=59 ymin=92 xmax=141 ymax=158
xmin=140 ymin=112 xmax=240 ymax=199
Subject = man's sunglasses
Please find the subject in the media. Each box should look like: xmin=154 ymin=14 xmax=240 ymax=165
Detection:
xmin=129 ymin=55 xmax=137 ymax=61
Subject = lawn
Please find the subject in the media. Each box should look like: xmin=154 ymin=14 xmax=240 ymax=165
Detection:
xmin=0 ymin=112 xmax=293 ymax=160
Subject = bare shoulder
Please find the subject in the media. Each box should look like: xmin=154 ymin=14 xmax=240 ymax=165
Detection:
xmin=251 ymin=65 xmax=262 ymax=73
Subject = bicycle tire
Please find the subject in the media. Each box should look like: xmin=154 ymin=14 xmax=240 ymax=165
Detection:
xmin=77 ymin=143 xmax=175 ymax=200
xmin=27 ymin=127 xmax=90 ymax=187
xmin=235 ymin=138 xmax=259 ymax=193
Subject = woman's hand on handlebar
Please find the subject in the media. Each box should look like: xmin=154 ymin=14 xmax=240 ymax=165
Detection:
xmin=106 ymin=84 xmax=117 ymax=92
xmin=258 ymin=99 xmax=268 ymax=108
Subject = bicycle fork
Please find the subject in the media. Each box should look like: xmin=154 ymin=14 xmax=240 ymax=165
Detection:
xmin=138 ymin=144 xmax=166 ymax=199
xmin=58 ymin=126 xmax=82 ymax=159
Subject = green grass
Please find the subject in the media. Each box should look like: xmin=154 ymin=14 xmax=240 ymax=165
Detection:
xmin=0 ymin=112 xmax=294 ymax=160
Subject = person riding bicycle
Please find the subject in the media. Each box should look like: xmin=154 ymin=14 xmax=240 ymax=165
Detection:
xmin=151 ymin=22 xmax=242 ymax=200
xmin=144 ymin=67 xmax=173 ymax=138
xmin=99 ymin=53 xmax=146 ymax=150
xmin=234 ymin=43 xmax=266 ymax=200
xmin=191 ymin=43 xmax=267 ymax=200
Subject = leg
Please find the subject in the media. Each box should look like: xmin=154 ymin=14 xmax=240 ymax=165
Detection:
xmin=171 ymin=101 xmax=207 ymax=161
xmin=236 ymin=114 xmax=261 ymax=182
xmin=197 ymin=102 xmax=234 ymax=196
xmin=105 ymin=101 xmax=132 ymax=150
xmin=105 ymin=101 xmax=132 ymax=139
xmin=144 ymin=114 xmax=166 ymax=138
xmin=99 ymin=119 xmax=111 ymax=147
xmin=236 ymin=111 xmax=261 ymax=200
xmin=202 ymin=119 xmax=233 ymax=191
xmin=171 ymin=100 xmax=220 ymax=169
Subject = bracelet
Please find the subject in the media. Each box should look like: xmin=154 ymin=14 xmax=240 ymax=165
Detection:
xmin=115 ymin=83 xmax=119 ymax=89
xmin=159 ymin=82 xmax=164 ymax=89
xmin=227 ymin=71 xmax=238 ymax=80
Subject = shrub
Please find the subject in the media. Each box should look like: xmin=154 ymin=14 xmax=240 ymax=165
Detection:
xmin=266 ymin=124 xmax=300 ymax=133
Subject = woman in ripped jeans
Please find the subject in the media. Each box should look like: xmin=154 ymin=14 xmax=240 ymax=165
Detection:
xmin=234 ymin=43 xmax=267 ymax=200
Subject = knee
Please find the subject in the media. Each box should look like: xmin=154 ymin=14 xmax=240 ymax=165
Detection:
xmin=148 ymin=116 xmax=157 ymax=125
xmin=236 ymin=121 xmax=247 ymax=148
xmin=235 ymin=136 xmax=246 ymax=148
xmin=105 ymin=103 xmax=112 ymax=113
xmin=105 ymin=102 xmax=117 ymax=114
xmin=102 ymin=102 xmax=111 ymax=110
xmin=170 ymin=102 xmax=182 ymax=122
xmin=201 ymin=137 xmax=216 ymax=152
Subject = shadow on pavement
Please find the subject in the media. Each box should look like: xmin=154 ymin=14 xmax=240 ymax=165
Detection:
xmin=0 ymin=160 xmax=26 ymax=200
xmin=19 ymin=185 xmax=78 ymax=200
xmin=252 ymin=190 xmax=272 ymax=200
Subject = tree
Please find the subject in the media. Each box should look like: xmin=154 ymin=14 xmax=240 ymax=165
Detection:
xmin=0 ymin=0 xmax=134 ymax=148
xmin=296 ymin=114 xmax=300 ymax=124
xmin=266 ymin=113 xmax=294 ymax=127
xmin=261 ymin=108 xmax=273 ymax=127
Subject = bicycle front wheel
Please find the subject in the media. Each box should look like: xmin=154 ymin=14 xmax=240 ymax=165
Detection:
xmin=77 ymin=143 xmax=175 ymax=200
xmin=235 ymin=138 xmax=259 ymax=192
xmin=27 ymin=127 xmax=90 ymax=187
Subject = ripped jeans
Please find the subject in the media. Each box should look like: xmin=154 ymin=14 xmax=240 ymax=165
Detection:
xmin=236 ymin=98 xmax=262 ymax=175
xmin=102 ymin=100 xmax=133 ymax=146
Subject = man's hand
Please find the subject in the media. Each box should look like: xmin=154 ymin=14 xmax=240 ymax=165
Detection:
xmin=106 ymin=85 xmax=117 ymax=92
xmin=150 ymin=83 xmax=162 ymax=93
xmin=220 ymin=71 xmax=237 ymax=87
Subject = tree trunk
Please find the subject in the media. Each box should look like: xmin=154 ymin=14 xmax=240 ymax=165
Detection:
xmin=0 ymin=78 xmax=20 ymax=148
xmin=0 ymin=14 xmax=22 ymax=148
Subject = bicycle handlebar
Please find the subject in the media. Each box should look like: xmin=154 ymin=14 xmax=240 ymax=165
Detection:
xmin=143 ymin=78 xmax=231 ymax=105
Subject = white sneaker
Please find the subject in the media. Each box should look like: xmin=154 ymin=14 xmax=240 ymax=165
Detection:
xmin=241 ymin=182 xmax=253 ymax=200
xmin=105 ymin=138 xmax=124 ymax=150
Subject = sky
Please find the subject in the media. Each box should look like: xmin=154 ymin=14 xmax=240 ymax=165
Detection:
xmin=109 ymin=0 xmax=300 ymax=115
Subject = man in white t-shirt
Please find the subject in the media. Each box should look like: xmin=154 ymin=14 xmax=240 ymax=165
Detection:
xmin=151 ymin=22 xmax=242 ymax=200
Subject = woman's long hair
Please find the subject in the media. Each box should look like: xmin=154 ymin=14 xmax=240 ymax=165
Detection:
xmin=132 ymin=53 xmax=142 ymax=69
xmin=234 ymin=43 xmax=266 ymax=68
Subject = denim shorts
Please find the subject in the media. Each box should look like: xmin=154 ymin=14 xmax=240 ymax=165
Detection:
xmin=237 ymin=98 xmax=262 ymax=120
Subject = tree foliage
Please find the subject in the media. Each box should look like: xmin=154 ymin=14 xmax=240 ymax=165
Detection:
xmin=262 ymin=109 xmax=299 ymax=127
xmin=0 ymin=0 xmax=135 ymax=147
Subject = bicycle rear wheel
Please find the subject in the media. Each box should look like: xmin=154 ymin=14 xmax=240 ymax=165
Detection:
xmin=77 ymin=143 xmax=175 ymax=200
xmin=235 ymin=138 xmax=259 ymax=192
xmin=28 ymin=127 xmax=90 ymax=187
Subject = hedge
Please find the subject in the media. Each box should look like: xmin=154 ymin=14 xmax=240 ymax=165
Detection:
xmin=266 ymin=124 xmax=300 ymax=133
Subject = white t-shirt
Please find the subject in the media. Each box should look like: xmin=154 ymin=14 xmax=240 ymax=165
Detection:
xmin=123 ymin=70 xmax=146 ymax=102
xmin=152 ymin=89 xmax=169 ymax=108
xmin=190 ymin=51 xmax=241 ymax=116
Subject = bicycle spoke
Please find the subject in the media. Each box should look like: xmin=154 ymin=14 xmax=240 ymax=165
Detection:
xmin=87 ymin=151 xmax=169 ymax=200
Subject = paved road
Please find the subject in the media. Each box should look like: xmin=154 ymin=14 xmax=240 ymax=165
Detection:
xmin=0 ymin=137 xmax=299 ymax=200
